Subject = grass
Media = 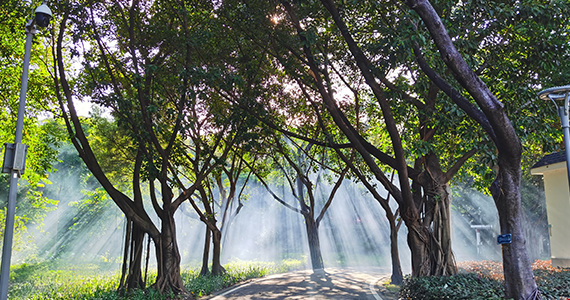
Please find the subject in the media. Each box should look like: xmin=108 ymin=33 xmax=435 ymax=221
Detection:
xmin=183 ymin=259 xmax=305 ymax=298
xmin=7 ymin=258 xmax=306 ymax=300
xmin=378 ymin=279 xmax=401 ymax=300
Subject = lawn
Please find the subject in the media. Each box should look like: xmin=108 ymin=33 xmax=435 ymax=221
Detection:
xmin=7 ymin=258 xmax=306 ymax=299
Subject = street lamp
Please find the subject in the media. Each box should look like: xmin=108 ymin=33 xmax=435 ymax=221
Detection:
xmin=538 ymin=85 xmax=570 ymax=194
xmin=0 ymin=2 xmax=52 ymax=300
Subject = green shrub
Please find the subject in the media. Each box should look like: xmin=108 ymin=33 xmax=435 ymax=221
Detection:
xmin=398 ymin=273 xmax=506 ymax=300
xmin=534 ymin=269 xmax=570 ymax=299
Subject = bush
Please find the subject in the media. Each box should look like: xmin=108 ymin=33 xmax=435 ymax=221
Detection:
xmin=398 ymin=273 xmax=506 ymax=300
xmin=534 ymin=268 xmax=570 ymax=299
xmin=399 ymin=261 xmax=570 ymax=300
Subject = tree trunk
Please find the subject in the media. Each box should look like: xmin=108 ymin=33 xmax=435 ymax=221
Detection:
xmin=126 ymin=223 xmax=145 ymax=289
xmin=407 ymin=222 xmax=430 ymax=277
xmin=200 ymin=227 xmax=211 ymax=276
xmin=119 ymin=218 xmax=132 ymax=290
xmin=388 ymin=220 xmax=404 ymax=285
xmin=211 ymin=228 xmax=225 ymax=276
xmin=414 ymin=155 xmax=457 ymax=276
xmin=492 ymin=167 xmax=538 ymax=299
xmin=430 ymin=188 xmax=456 ymax=276
xmin=153 ymin=210 xmax=185 ymax=294
xmin=304 ymin=216 xmax=324 ymax=271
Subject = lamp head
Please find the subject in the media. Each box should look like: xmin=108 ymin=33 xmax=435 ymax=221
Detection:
xmin=34 ymin=3 xmax=52 ymax=28
xmin=538 ymin=85 xmax=570 ymax=101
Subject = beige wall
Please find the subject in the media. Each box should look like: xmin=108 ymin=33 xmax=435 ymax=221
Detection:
xmin=531 ymin=162 xmax=570 ymax=267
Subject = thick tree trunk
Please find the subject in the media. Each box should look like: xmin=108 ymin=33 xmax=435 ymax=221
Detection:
xmin=419 ymin=156 xmax=457 ymax=276
xmin=126 ymin=223 xmax=145 ymax=289
xmin=304 ymin=216 xmax=324 ymax=271
xmin=407 ymin=222 xmax=430 ymax=277
xmin=154 ymin=211 xmax=185 ymax=294
xmin=492 ymin=167 xmax=538 ymax=299
xmin=211 ymin=228 xmax=225 ymax=276
xmin=119 ymin=218 xmax=132 ymax=290
xmin=200 ymin=227 xmax=211 ymax=276
xmin=429 ymin=188 xmax=456 ymax=276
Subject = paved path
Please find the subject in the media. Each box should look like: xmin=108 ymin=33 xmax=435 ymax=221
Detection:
xmin=201 ymin=268 xmax=390 ymax=300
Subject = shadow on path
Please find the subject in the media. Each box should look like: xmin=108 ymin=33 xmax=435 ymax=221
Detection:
xmin=201 ymin=267 xmax=390 ymax=300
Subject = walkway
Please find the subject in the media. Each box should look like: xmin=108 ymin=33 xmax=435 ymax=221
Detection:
xmin=201 ymin=267 xmax=390 ymax=300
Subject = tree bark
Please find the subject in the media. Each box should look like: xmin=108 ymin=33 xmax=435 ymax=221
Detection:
xmin=153 ymin=210 xmax=185 ymax=294
xmin=200 ymin=227 xmax=211 ymax=276
xmin=388 ymin=221 xmax=404 ymax=285
xmin=419 ymin=154 xmax=457 ymax=276
xmin=118 ymin=222 xmax=145 ymax=290
xmin=211 ymin=228 xmax=225 ymax=276
xmin=119 ymin=218 xmax=132 ymax=290
xmin=492 ymin=165 xmax=537 ymax=299
xmin=407 ymin=223 xmax=431 ymax=276
xmin=304 ymin=216 xmax=324 ymax=271
xmin=126 ymin=223 xmax=145 ymax=289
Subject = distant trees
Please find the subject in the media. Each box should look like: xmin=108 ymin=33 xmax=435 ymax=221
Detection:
xmin=249 ymin=136 xmax=349 ymax=271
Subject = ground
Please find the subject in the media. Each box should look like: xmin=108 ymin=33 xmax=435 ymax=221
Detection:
xmin=199 ymin=267 xmax=391 ymax=300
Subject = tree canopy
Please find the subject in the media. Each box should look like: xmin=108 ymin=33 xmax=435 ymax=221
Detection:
xmin=3 ymin=0 xmax=569 ymax=298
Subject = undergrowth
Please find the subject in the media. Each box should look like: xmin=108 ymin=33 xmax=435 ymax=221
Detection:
xmin=398 ymin=260 xmax=570 ymax=300
xmin=7 ymin=258 xmax=306 ymax=299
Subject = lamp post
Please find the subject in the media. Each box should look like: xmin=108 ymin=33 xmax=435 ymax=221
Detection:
xmin=0 ymin=3 xmax=52 ymax=300
xmin=538 ymin=85 xmax=570 ymax=194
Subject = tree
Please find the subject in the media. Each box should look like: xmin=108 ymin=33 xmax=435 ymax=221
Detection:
xmin=222 ymin=1 xmax=567 ymax=291
xmin=250 ymin=135 xmax=348 ymax=271
xmin=402 ymin=0 xmax=569 ymax=297
xmin=215 ymin=0 xmax=408 ymax=282
xmin=54 ymin=0 xmax=267 ymax=294
xmin=195 ymin=150 xmax=250 ymax=276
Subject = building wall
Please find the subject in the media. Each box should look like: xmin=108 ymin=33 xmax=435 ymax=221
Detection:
xmin=532 ymin=162 xmax=570 ymax=267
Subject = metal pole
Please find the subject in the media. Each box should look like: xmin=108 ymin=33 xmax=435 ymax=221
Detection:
xmin=559 ymin=101 xmax=570 ymax=195
xmin=0 ymin=26 xmax=35 ymax=300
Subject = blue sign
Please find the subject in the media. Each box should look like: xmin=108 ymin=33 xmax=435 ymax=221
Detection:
xmin=497 ymin=234 xmax=512 ymax=245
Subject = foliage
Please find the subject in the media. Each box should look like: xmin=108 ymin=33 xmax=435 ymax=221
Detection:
xmin=399 ymin=273 xmax=506 ymax=300
xmin=534 ymin=267 xmax=570 ymax=299
xmin=457 ymin=260 xmax=506 ymax=281
xmin=399 ymin=260 xmax=570 ymax=299
xmin=0 ymin=0 xmax=63 ymax=251
xmin=8 ymin=261 xmax=124 ymax=300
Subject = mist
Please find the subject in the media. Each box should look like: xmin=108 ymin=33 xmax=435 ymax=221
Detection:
xmin=7 ymin=159 xmax=549 ymax=277
xmin=450 ymin=183 xmax=550 ymax=263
